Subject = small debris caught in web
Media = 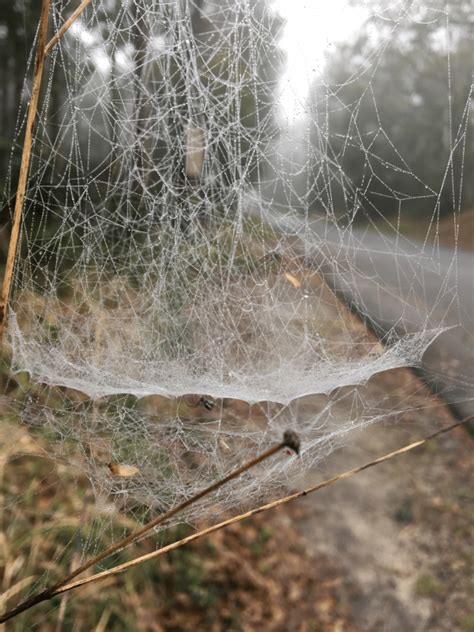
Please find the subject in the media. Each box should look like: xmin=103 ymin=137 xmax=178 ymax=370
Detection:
xmin=283 ymin=272 xmax=301 ymax=289
xmin=283 ymin=430 xmax=300 ymax=455
xmin=183 ymin=395 xmax=215 ymax=411
xmin=199 ymin=397 xmax=215 ymax=411
xmin=108 ymin=463 xmax=140 ymax=477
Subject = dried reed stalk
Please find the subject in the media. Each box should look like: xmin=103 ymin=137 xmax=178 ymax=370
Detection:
xmin=50 ymin=418 xmax=469 ymax=598
xmin=0 ymin=0 xmax=94 ymax=341
xmin=0 ymin=0 xmax=51 ymax=340
xmin=45 ymin=0 xmax=93 ymax=56
xmin=1 ymin=419 xmax=469 ymax=623
xmin=0 ymin=431 xmax=299 ymax=622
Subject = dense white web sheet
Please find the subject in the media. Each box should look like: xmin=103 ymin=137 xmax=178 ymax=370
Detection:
xmin=2 ymin=0 xmax=471 ymax=519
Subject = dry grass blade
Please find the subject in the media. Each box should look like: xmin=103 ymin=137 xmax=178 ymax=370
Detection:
xmin=45 ymin=0 xmax=93 ymax=55
xmin=0 ymin=431 xmax=298 ymax=623
xmin=47 ymin=418 xmax=470 ymax=598
xmin=0 ymin=0 xmax=51 ymax=340
xmin=0 ymin=0 xmax=93 ymax=340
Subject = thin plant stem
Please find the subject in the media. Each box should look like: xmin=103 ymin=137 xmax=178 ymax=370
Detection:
xmin=0 ymin=0 xmax=93 ymax=341
xmin=46 ymin=418 xmax=471 ymax=597
xmin=0 ymin=0 xmax=51 ymax=340
xmin=0 ymin=430 xmax=299 ymax=623
xmin=1 ymin=419 xmax=469 ymax=623
xmin=45 ymin=0 xmax=93 ymax=56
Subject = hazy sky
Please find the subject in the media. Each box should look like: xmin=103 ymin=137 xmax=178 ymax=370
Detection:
xmin=273 ymin=0 xmax=366 ymax=121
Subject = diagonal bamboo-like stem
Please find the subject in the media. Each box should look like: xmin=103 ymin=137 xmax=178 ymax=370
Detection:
xmin=46 ymin=419 xmax=472 ymax=593
xmin=45 ymin=0 xmax=93 ymax=56
xmin=1 ymin=418 xmax=470 ymax=623
xmin=0 ymin=0 xmax=51 ymax=341
xmin=0 ymin=430 xmax=299 ymax=623
xmin=0 ymin=0 xmax=94 ymax=342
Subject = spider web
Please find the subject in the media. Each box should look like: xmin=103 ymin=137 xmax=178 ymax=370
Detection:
xmin=2 ymin=0 xmax=471 ymax=524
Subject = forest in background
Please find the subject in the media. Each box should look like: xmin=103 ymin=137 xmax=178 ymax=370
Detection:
xmin=308 ymin=0 xmax=473 ymax=221
xmin=0 ymin=4 xmax=472 ymax=630
xmin=0 ymin=0 xmax=472 ymax=249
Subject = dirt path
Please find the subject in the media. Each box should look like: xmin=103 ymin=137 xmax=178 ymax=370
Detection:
xmin=271 ymin=267 xmax=474 ymax=631
xmin=1 ymin=259 xmax=472 ymax=631
xmin=295 ymin=369 xmax=473 ymax=632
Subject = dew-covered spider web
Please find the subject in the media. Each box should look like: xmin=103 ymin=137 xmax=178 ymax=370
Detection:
xmin=2 ymin=0 xmax=472 ymax=527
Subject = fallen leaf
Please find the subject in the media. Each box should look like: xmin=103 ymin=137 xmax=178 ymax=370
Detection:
xmin=108 ymin=463 xmax=140 ymax=477
xmin=219 ymin=437 xmax=231 ymax=451
xmin=283 ymin=272 xmax=301 ymax=289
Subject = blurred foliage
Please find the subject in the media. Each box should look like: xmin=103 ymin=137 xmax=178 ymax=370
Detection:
xmin=0 ymin=0 xmax=284 ymax=254
xmin=0 ymin=1 xmax=41 ymax=208
xmin=308 ymin=0 xmax=473 ymax=221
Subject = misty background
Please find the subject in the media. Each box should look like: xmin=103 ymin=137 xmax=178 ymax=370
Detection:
xmin=0 ymin=0 xmax=472 ymax=249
